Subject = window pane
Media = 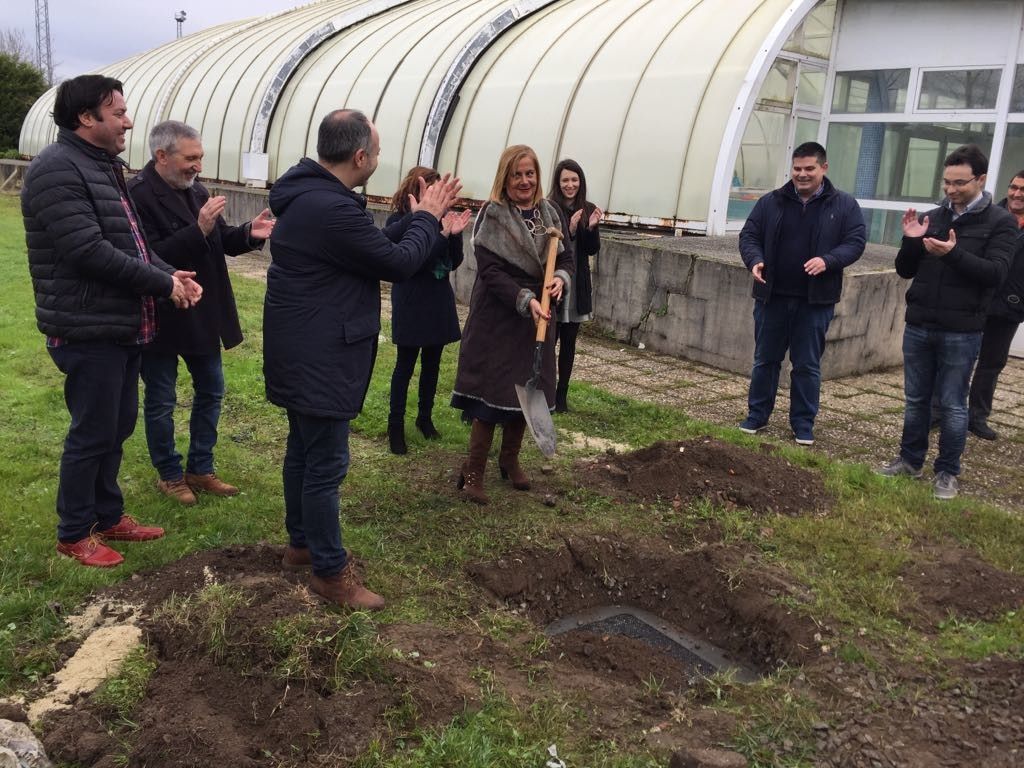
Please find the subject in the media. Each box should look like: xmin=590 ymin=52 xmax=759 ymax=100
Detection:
xmin=783 ymin=0 xmax=837 ymax=58
xmin=998 ymin=123 xmax=1024 ymax=192
xmin=729 ymin=110 xmax=789 ymax=219
xmin=759 ymin=60 xmax=797 ymax=107
xmin=797 ymin=69 xmax=826 ymax=109
xmin=918 ymin=70 xmax=999 ymax=110
xmin=863 ymin=209 xmax=906 ymax=246
xmin=825 ymin=122 xmax=995 ymax=201
xmin=1011 ymin=64 xmax=1024 ymax=112
xmin=795 ymin=117 xmax=820 ymax=147
xmin=832 ymin=70 xmax=909 ymax=113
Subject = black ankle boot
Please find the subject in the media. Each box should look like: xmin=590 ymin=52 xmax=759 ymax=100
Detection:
xmin=387 ymin=421 xmax=407 ymax=455
xmin=415 ymin=414 xmax=441 ymax=439
xmin=554 ymin=386 xmax=569 ymax=414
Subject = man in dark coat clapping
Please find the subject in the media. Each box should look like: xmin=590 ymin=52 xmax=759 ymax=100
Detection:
xmin=263 ymin=109 xmax=460 ymax=610
xmin=129 ymin=121 xmax=274 ymax=505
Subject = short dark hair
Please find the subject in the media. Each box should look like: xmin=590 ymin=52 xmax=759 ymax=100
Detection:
xmin=317 ymin=109 xmax=372 ymax=164
xmin=1013 ymin=170 xmax=1024 ymax=184
xmin=792 ymin=141 xmax=826 ymax=165
xmin=944 ymin=144 xmax=988 ymax=176
xmin=53 ymin=75 xmax=124 ymax=130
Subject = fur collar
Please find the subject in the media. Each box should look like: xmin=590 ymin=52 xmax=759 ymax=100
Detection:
xmin=472 ymin=200 xmax=563 ymax=278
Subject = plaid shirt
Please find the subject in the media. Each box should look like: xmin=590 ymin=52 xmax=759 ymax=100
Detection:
xmin=47 ymin=175 xmax=158 ymax=348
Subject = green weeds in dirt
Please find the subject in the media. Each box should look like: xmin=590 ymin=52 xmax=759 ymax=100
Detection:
xmin=268 ymin=610 xmax=387 ymax=689
xmin=153 ymin=583 xmax=250 ymax=662
xmin=938 ymin=611 xmax=1024 ymax=660
xmin=92 ymin=644 xmax=158 ymax=721
xmin=353 ymin=694 xmax=660 ymax=768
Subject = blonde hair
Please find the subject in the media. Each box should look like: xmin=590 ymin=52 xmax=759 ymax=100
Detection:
xmin=488 ymin=144 xmax=544 ymax=207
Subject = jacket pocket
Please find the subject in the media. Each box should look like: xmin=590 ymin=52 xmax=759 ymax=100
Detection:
xmin=80 ymin=281 xmax=93 ymax=309
xmin=341 ymin=313 xmax=381 ymax=344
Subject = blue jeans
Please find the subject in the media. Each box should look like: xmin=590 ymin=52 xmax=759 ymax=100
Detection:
xmin=746 ymin=298 xmax=835 ymax=433
xmin=283 ymin=410 xmax=350 ymax=577
xmin=141 ymin=349 xmax=224 ymax=480
xmin=48 ymin=342 xmax=141 ymax=542
xmin=900 ymin=323 xmax=982 ymax=476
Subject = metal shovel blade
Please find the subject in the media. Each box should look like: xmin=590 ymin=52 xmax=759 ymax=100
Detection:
xmin=515 ymin=381 xmax=557 ymax=457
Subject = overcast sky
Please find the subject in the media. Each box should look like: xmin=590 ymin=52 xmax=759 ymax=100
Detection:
xmin=9 ymin=1 xmax=304 ymax=80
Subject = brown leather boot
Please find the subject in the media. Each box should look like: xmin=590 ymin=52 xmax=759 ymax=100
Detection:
xmin=457 ymin=419 xmax=495 ymax=505
xmin=157 ymin=477 xmax=197 ymax=505
xmin=309 ymin=562 xmax=385 ymax=610
xmin=281 ymin=545 xmax=311 ymax=571
xmin=498 ymin=418 xmax=530 ymax=490
xmin=185 ymin=472 xmax=239 ymax=496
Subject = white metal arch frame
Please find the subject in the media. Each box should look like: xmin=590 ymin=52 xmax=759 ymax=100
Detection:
xmin=243 ymin=0 xmax=414 ymax=181
xmin=417 ymin=0 xmax=560 ymax=168
xmin=705 ymin=0 xmax=821 ymax=235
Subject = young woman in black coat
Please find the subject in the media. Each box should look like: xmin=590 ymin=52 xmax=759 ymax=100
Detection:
xmin=548 ymin=159 xmax=602 ymax=412
xmin=386 ymin=166 xmax=471 ymax=454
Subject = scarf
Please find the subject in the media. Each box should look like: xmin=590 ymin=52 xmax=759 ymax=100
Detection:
xmin=472 ymin=199 xmax=564 ymax=278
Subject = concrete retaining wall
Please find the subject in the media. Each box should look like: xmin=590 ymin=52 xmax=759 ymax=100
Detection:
xmin=453 ymin=229 xmax=905 ymax=380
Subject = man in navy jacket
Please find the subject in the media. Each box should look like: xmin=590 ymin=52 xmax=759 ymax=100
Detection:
xmin=738 ymin=142 xmax=865 ymax=446
xmin=264 ymin=109 xmax=460 ymax=610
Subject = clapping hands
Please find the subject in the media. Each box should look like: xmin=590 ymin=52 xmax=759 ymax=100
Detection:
xmin=169 ymin=270 xmax=203 ymax=309
xmin=441 ymin=209 xmax=472 ymax=237
xmin=409 ymin=173 xmax=463 ymax=219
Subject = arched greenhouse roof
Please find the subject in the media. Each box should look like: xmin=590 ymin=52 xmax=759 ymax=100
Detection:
xmin=20 ymin=0 xmax=824 ymax=233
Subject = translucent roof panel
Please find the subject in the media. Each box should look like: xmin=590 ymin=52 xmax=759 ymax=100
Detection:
xmin=439 ymin=0 xmax=796 ymax=223
xmin=19 ymin=0 xmax=817 ymax=231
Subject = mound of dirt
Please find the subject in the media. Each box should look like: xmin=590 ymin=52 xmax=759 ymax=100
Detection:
xmin=899 ymin=543 xmax=1024 ymax=629
xmin=467 ymin=534 xmax=821 ymax=670
xmin=579 ymin=437 xmax=831 ymax=517
xmin=37 ymin=545 xmax=719 ymax=768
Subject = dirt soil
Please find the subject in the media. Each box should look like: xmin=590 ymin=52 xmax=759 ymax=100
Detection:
xmin=19 ymin=441 xmax=1023 ymax=767
xmin=579 ymin=437 xmax=832 ymax=517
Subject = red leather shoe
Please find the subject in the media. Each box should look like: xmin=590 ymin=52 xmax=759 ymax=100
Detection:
xmin=57 ymin=536 xmax=124 ymax=567
xmin=98 ymin=514 xmax=165 ymax=542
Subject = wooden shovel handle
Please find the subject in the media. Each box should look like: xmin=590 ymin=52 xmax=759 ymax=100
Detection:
xmin=535 ymin=226 xmax=563 ymax=343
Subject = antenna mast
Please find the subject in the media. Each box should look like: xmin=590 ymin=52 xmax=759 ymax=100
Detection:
xmin=34 ymin=0 xmax=54 ymax=85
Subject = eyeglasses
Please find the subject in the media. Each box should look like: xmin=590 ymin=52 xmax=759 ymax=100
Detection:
xmin=1008 ymin=184 xmax=1024 ymax=193
xmin=942 ymin=176 xmax=979 ymax=189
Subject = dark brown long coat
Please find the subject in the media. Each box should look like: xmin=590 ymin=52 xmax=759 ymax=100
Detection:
xmin=453 ymin=204 xmax=574 ymax=413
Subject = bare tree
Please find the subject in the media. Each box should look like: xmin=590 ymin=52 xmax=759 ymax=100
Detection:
xmin=0 ymin=28 xmax=35 ymax=65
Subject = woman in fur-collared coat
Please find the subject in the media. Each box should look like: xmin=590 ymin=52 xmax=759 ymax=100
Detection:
xmin=451 ymin=145 xmax=574 ymax=504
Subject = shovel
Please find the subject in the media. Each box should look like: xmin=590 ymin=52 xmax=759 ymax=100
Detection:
xmin=515 ymin=226 xmax=563 ymax=458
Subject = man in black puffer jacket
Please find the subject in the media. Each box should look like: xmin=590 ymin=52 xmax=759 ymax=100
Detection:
xmin=880 ymin=145 xmax=1016 ymax=500
xmin=965 ymin=172 xmax=1024 ymax=441
xmin=22 ymin=75 xmax=202 ymax=568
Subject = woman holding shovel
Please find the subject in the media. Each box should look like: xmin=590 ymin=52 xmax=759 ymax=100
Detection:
xmin=451 ymin=145 xmax=574 ymax=504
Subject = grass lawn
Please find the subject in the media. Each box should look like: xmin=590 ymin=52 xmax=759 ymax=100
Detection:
xmin=1 ymin=192 xmax=1023 ymax=767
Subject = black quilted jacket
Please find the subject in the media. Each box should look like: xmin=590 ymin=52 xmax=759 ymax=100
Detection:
xmin=21 ymin=129 xmax=175 ymax=342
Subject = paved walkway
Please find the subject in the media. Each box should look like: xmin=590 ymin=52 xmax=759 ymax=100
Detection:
xmin=231 ymin=253 xmax=1024 ymax=512
xmin=569 ymin=330 xmax=1024 ymax=511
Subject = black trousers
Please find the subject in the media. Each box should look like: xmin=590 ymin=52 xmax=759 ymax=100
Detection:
xmin=556 ymin=321 xmax=581 ymax=392
xmin=48 ymin=341 xmax=141 ymax=543
xmin=968 ymin=315 xmax=1021 ymax=423
xmin=389 ymin=344 xmax=443 ymax=422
